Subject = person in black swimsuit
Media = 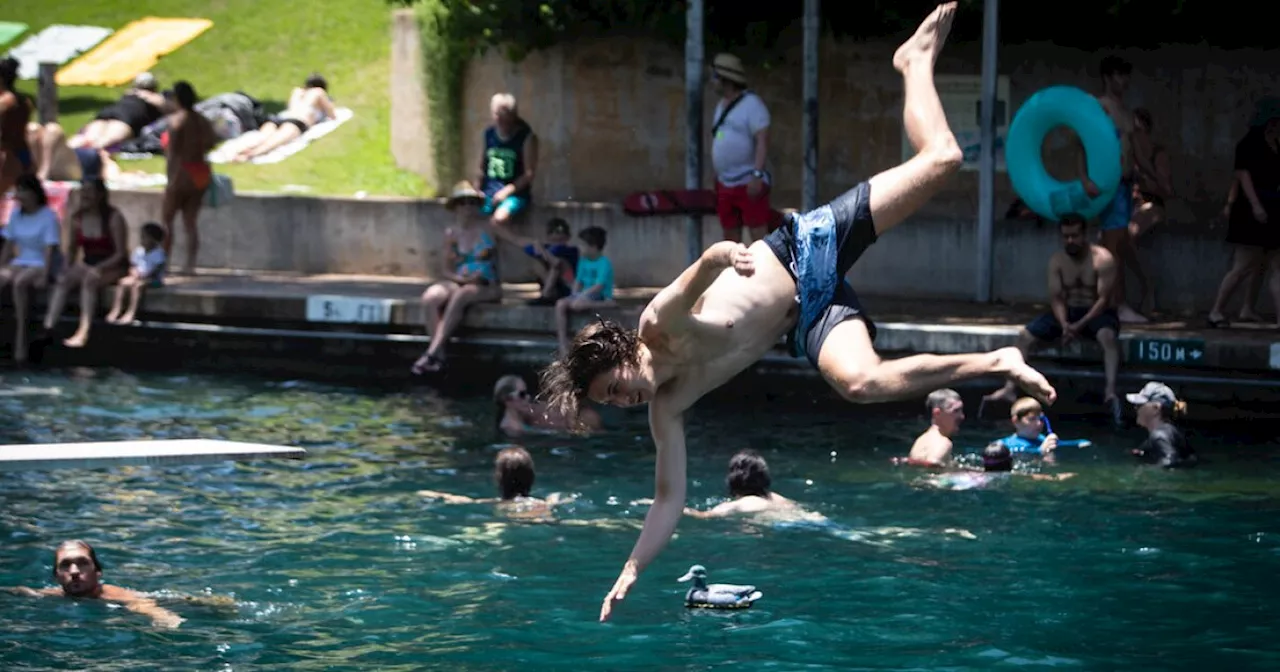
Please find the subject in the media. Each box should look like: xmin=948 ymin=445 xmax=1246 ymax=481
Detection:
xmin=1207 ymin=99 xmax=1280 ymax=329
xmin=1126 ymin=382 xmax=1196 ymax=468
xmin=70 ymin=73 xmax=166 ymax=151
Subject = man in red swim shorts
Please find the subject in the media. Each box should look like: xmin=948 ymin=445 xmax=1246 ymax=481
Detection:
xmin=709 ymin=53 xmax=775 ymax=244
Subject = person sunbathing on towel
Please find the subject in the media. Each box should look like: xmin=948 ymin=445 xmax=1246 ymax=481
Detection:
xmin=232 ymin=73 xmax=336 ymax=163
xmin=69 ymin=73 xmax=166 ymax=151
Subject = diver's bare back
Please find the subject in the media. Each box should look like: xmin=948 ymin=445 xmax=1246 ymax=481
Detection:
xmin=641 ymin=240 xmax=797 ymax=411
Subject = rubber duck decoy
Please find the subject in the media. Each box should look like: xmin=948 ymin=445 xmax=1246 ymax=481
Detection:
xmin=677 ymin=564 xmax=763 ymax=610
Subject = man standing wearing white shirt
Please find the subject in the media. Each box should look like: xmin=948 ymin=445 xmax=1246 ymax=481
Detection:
xmin=709 ymin=53 xmax=774 ymax=244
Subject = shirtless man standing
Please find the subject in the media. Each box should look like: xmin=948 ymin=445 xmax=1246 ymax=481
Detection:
xmin=1080 ymin=55 xmax=1152 ymax=323
xmin=5 ymin=540 xmax=184 ymax=629
xmin=983 ymin=214 xmax=1121 ymax=418
xmin=538 ymin=3 xmax=1056 ymax=623
xmin=905 ymin=388 xmax=965 ymax=466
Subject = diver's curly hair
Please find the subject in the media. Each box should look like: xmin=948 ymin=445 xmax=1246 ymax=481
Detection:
xmin=539 ymin=318 xmax=641 ymax=430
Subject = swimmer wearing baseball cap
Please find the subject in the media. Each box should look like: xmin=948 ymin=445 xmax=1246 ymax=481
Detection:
xmin=1126 ymin=382 xmax=1197 ymax=468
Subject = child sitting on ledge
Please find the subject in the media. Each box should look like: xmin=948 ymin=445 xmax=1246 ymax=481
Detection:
xmin=106 ymin=222 xmax=167 ymax=325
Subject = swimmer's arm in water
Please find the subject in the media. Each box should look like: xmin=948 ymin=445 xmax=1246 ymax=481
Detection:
xmin=649 ymin=241 xmax=746 ymax=327
xmin=1024 ymin=472 xmax=1076 ymax=481
xmin=682 ymin=500 xmax=751 ymax=519
xmin=600 ymin=404 xmax=687 ymax=623
xmin=2 ymin=586 xmax=58 ymax=597
xmin=545 ymin=492 xmax=578 ymax=507
xmin=106 ymin=587 xmax=184 ymax=630
xmin=416 ymin=490 xmax=498 ymax=505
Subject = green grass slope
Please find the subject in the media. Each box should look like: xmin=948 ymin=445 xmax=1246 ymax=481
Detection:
xmin=6 ymin=0 xmax=426 ymax=197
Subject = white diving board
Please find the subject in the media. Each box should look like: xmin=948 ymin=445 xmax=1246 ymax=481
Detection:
xmin=0 ymin=439 xmax=306 ymax=472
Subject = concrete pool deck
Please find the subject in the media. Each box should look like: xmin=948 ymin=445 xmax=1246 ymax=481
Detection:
xmin=109 ymin=271 xmax=1280 ymax=383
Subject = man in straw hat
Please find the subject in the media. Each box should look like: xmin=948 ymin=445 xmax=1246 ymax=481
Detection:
xmin=539 ymin=3 xmax=1056 ymax=622
xmin=708 ymin=53 xmax=774 ymax=244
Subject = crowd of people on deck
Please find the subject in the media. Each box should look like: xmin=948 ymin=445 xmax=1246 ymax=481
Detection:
xmin=0 ymin=58 xmax=340 ymax=359
xmin=0 ymin=4 xmax=1225 ymax=632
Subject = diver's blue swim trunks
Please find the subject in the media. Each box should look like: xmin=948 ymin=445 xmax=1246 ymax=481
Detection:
xmin=1098 ymin=178 xmax=1134 ymax=231
xmin=763 ymin=180 xmax=880 ymax=368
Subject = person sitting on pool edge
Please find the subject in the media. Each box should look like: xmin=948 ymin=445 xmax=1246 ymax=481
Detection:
xmin=4 ymin=540 xmax=183 ymax=629
xmin=493 ymin=374 xmax=601 ymax=438
xmin=903 ymin=388 xmax=965 ymax=467
xmin=1126 ymin=382 xmax=1197 ymax=469
xmin=417 ymin=446 xmax=576 ymax=515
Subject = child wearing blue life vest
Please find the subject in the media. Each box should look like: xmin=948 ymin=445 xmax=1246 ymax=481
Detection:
xmin=997 ymin=397 xmax=1061 ymax=458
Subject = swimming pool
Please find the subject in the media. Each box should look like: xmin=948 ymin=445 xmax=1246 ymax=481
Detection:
xmin=1 ymin=369 xmax=1278 ymax=670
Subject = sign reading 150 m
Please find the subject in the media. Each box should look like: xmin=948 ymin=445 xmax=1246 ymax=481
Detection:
xmin=1128 ymin=338 xmax=1206 ymax=366
xmin=305 ymin=295 xmax=395 ymax=325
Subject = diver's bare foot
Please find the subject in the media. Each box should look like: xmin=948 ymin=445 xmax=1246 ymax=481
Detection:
xmin=63 ymin=332 xmax=89 ymax=348
xmin=893 ymin=1 xmax=957 ymax=73
xmin=992 ymin=347 xmax=1057 ymax=405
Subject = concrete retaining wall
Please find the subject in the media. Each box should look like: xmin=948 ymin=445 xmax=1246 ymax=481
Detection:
xmin=105 ymin=188 xmax=1238 ymax=314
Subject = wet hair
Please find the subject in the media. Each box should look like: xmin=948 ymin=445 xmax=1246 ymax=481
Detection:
xmin=1011 ymin=397 xmax=1043 ymax=420
xmin=0 ymin=56 xmax=18 ymax=90
xmin=726 ymin=450 xmax=771 ymax=498
xmin=492 ymin=374 xmax=527 ymax=428
xmin=173 ymin=80 xmax=197 ymax=110
xmin=1099 ymin=55 xmax=1132 ymax=78
xmin=52 ymin=540 xmax=102 ymax=578
xmin=305 ymin=73 xmax=328 ymax=91
xmin=14 ymin=174 xmax=48 ymax=208
xmin=141 ymin=222 xmax=166 ymax=244
xmin=546 ymin=217 xmax=571 ymax=236
xmin=493 ymin=446 xmax=535 ymax=499
xmin=539 ymin=318 xmax=641 ymax=424
xmin=925 ymin=388 xmax=961 ymax=413
xmin=578 ymin=226 xmax=608 ymax=251
xmin=982 ymin=442 xmax=1013 ymax=472
xmin=1059 ymin=213 xmax=1087 ymax=230
xmin=1134 ymin=108 xmax=1153 ymax=131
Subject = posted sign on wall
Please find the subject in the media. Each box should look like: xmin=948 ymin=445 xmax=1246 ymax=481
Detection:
xmin=901 ymin=74 xmax=1011 ymax=172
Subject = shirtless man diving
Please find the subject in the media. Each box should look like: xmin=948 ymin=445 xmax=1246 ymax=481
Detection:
xmin=538 ymin=3 xmax=1056 ymax=623
xmin=983 ymin=214 xmax=1121 ymax=419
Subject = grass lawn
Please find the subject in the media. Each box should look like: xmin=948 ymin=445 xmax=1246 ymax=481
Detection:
xmin=5 ymin=0 xmax=427 ymax=197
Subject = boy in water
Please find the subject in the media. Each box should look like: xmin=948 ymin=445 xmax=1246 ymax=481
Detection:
xmin=905 ymin=388 xmax=965 ymax=466
xmin=106 ymin=222 xmax=168 ymax=324
xmin=918 ymin=442 xmax=1074 ymax=490
xmin=996 ymin=397 xmax=1061 ymax=456
xmin=4 ymin=540 xmax=183 ymax=629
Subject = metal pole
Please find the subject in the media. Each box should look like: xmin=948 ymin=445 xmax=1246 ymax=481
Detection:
xmin=975 ymin=0 xmax=999 ymax=302
xmin=685 ymin=0 xmax=705 ymax=265
xmin=802 ymin=0 xmax=820 ymax=212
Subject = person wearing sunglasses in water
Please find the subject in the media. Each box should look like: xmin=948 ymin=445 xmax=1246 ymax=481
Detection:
xmin=493 ymin=374 xmax=601 ymax=439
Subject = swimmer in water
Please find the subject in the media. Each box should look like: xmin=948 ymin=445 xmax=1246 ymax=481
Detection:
xmin=493 ymin=374 xmax=601 ymax=439
xmin=918 ymin=442 xmax=1074 ymax=490
xmin=997 ymin=397 xmax=1060 ymax=459
xmin=1126 ymin=382 xmax=1197 ymax=468
xmin=904 ymin=388 xmax=965 ymax=466
xmin=677 ymin=450 xmax=821 ymax=523
xmin=417 ymin=446 xmax=576 ymax=521
xmin=3 ymin=540 xmax=184 ymax=629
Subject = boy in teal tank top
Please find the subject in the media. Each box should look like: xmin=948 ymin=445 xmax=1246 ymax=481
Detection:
xmin=554 ymin=226 xmax=616 ymax=355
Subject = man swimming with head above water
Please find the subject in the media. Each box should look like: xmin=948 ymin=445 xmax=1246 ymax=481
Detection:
xmin=539 ymin=3 xmax=1056 ymax=622
xmin=417 ymin=446 xmax=576 ymax=521
xmin=4 ymin=540 xmax=184 ymax=629
xmin=904 ymin=388 xmax=965 ymax=466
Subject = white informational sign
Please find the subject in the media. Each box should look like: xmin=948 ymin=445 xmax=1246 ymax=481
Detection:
xmin=901 ymin=74 xmax=1011 ymax=172
xmin=305 ymin=295 xmax=395 ymax=324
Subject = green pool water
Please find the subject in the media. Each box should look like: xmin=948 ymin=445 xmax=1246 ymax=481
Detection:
xmin=1 ymin=369 xmax=1278 ymax=671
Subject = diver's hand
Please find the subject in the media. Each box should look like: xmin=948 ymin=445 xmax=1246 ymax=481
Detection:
xmin=729 ymin=244 xmax=754 ymax=276
xmin=600 ymin=562 xmax=638 ymax=622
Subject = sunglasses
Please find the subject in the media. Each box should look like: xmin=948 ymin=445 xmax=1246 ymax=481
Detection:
xmin=511 ymin=389 xmax=530 ymax=400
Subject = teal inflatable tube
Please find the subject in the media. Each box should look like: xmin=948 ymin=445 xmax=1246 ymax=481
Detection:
xmin=1006 ymin=86 xmax=1122 ymax=221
